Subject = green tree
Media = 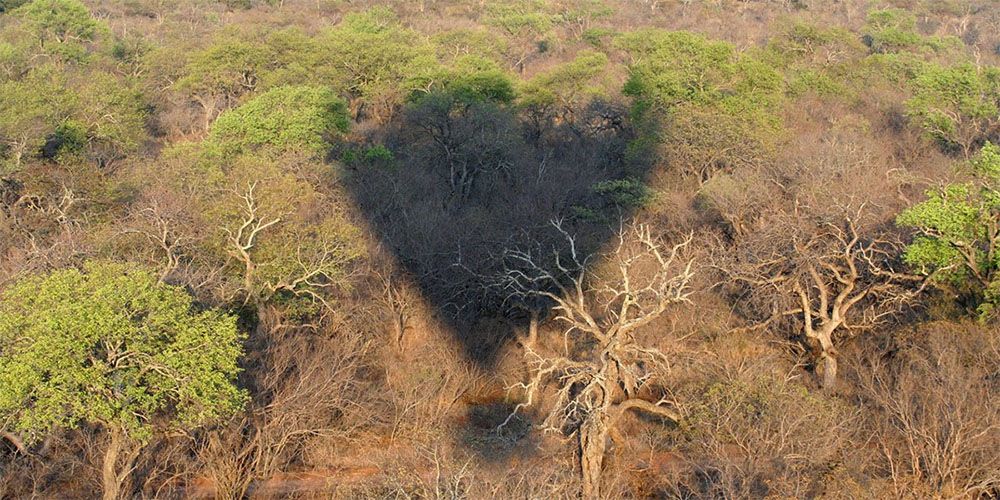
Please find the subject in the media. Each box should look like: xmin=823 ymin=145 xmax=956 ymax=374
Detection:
xmin=208 ymin=85 xmax=349 ymax=156
xmin=619 ymin=30 xmax=782 ymax=119
xmin=862 ymin=8 xmax=960 ymax=55
xmin=415 ymin=55 xmax=516 ymax=104
xmin=0 ymin=69 xmax=70 ymax=170
xmin=0 ymin=0 xmax=28 ymax=12
xmin=906 ymin=63 xmax=1000 ymax=157
xmin=518 ymin=49 xmax=610 ymax=123
xmin=173 ymin=27 xmax=319 ymax=132
xmin=618 ymin=30 xmax=783 ymax=180
xmin=897 ymin=143 xmax=1000 ymax=319
xmin=0 ymin=261 xmax=246 ymax=500
xmin=174 ymin=34 xmax=270 ymax=132
xmin=485 ymin=0 xmax=557 ymax=37
xmin=12 ymin=0 xmax=104 ymax=60
xmin=318 ymin=7 xmax=438 ymax=122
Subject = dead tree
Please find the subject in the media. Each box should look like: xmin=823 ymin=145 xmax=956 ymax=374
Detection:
xmin=723 ymin=210 xmax=923 ymax=390
xmin=497 ymin=221 xmax=694 ymax=500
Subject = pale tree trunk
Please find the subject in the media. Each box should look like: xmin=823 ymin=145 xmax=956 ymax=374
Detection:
xmin=821 ymin=350 xmax=838 ymax=391
xmin=525 ymin=309 xmax=539 ymax=349
xmin=101 ymin=426 xmax=139 ymax=500
xmin=102 ymin=427 xmax=124 ymax=500
xmin=579 ymin=417 xmax=609 ymax=500
xmin=813 ymin=325 xmax=839 ymax=391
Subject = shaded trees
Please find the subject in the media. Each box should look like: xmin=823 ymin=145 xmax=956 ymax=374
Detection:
xmin=404 ymin=90 xmax=521 ymax=204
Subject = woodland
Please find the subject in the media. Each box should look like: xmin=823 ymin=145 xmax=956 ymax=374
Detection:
xmin=0 ymin=0 xmax=999 ymax=498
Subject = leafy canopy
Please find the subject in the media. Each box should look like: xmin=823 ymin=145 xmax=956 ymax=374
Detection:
xmin=906 ymin=63 xmax=1000 ymax=155
xmin=209 ymin=85 xmax=349 ymax=156
xmin=518 ymin=49 xmax=610 ymax=112
xmin=13 ymin=0 xmax=101 ymax=44
xmin=318 ymin=7 xmax=437 ymax=120
xmin=897 ymin=143 xmax=1000 ymax=319
xmin=862 ymin=8 xmax=960 ymax=54
xmin=0 ymin=262 xmax=247 ymax=442
xmin=618 ymin=30 xmax=783 ymax=121
xmin=414 ymin=55 xmax=516 ymax=105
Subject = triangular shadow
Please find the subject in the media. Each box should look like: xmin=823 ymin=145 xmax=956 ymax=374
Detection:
xmin=341 ymin=95 xmax=656 ymax=369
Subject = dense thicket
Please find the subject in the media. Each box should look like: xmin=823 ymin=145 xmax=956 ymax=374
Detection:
xmin=0 ymin=0 xmax=998 ymax=498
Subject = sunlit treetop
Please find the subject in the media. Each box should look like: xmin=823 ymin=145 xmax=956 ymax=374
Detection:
xmin=0 ymin=262 xmax=247 ymax=443
xmin=897 ymin=143 xmax=1000 ymax=319
xmin=208 ymin=85 xmax=349 ymax=157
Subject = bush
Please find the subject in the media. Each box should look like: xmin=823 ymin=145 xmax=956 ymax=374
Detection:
xmin=209 ymin=85 xmax=349 ymax=156
xmin=906 ymin=63 xmax=1000 ymax=156
xmin=897 ymin=143 xmax=1000 ymax=319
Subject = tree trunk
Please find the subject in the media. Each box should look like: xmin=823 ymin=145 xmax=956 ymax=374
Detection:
xmin=102 ymin=427 xmax=124 ymax=500
xmin=821 ymin=352 xmax=838 ymax=391
xmin=579 ymin=418 xmax=608 ymax=500
xmin=526 ymin=309 xmax=539 ymax=349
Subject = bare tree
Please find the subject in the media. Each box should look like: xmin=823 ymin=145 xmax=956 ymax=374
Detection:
xmin=856 ymin=323 xmax=1000 ymax=498
xmin=220 ymin=180 xmax=358 ymax=309
xmin=721 ymin=208 xmax=923 ymax=389
xmin=199 ymin=306 xmax=373 ymax=499
xmin=497 ymin=221 xmax=694 ymax=500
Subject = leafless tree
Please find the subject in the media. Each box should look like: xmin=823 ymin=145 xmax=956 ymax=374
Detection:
xmin=855 ymin=322 xmax=1000 ymax=498
xmin=720 ymin=208 xmax=924 ymax=390
xmin=496 ymin=221 xmax=694 ymax=500
xmin=220 ymin=181 xmax=357 ymax=309
xmin=199 ymin=306 xmax=373 ymax=499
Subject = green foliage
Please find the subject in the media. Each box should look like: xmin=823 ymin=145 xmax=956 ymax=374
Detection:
xmin=581 ymin=27 xmax=615 ymax=47
xmin=518 ymin=50 xmax=610 ymax=113
xmin=485 ymin=1 xmax=557 ymax=37
xmin=431 ymin=29 xmax=508 ymax=65
xmin=209 ymin=85 xmax=349 ymax=156
xmin=47 ymin=119 xmax=86 ymax=158
xmin=75 ymin=73 xmax=148 ymax=163
xmin=618 ymin=30 xmax=782 ymax=178
xmin=209 ymin=154 xmax=364 ymax=306
xmin=319 ymin=7 xmax=438 ymax=120
xmin=897 ymin=143 xmax=1000 ymax=319
xmin=0 ymin=68 xmax=71 ymax=169
xmin=571 ymin=177 xmax=654 ymax=222
xmin=618 ymin=30 xmax=783 ymax=123
xmin=12 ymin=0 xmax=106 ymax=60
xmin=173 ymin=27 xmax=323 ymax=116
xmin=0 ymin=261 xmax=246 ymax=442
xmin=765 ymin=22 xmax=865 ymax=100
xmin=906 ymin=63 xmax=1000 ymax=155
xmin=862 ymin=8 xmax=922 ymax=53
xmin=0 ymin=0 xmax=146 ymax=171
xmin=175 ymin=32 xmax=270 ymax=102
xmin=416 ymin=55 xmax=516 ymax=104
xmin=0 ymin=0 xmax=29 ymax=13
xmin=363 ymin=144 xmax=394 ymax=163
xmin=592 ymin=178 xmax=654 ymax=209
xmin=862 ymin=8 xmax=961 ymax=55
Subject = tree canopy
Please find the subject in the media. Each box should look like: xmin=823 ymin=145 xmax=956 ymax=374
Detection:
xmin=208 ymin=85 xmax=349 ymax=156
xmin=0 ymin=261 xmax=246 ymax=442
xmin=898 ymin=143 xmax=1000 ymax=318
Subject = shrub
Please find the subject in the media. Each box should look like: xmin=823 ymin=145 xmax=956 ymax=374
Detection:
xmin=209 ymin=85 xmax=349 ymax=156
